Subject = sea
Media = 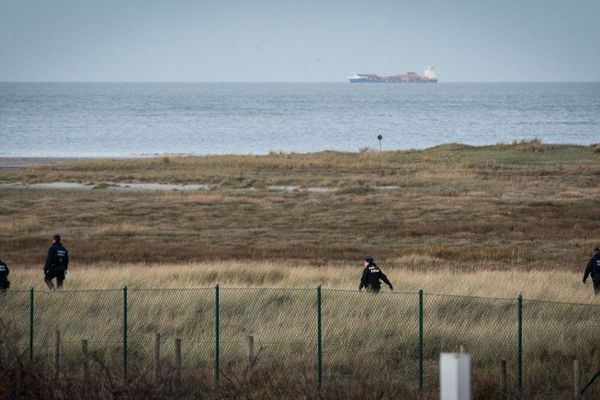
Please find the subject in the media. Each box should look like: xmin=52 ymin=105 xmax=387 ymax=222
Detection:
xmin=1 ymin=82 xmax=599 ymax=157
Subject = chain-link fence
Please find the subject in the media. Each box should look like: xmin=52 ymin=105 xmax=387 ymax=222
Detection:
xmin=424 ymin=294 xmax=518 ymax=393
xmin=1 ymin=286 xmax=600 ymax=397
xmin=322 ymin=289 xmax=419 ymax=393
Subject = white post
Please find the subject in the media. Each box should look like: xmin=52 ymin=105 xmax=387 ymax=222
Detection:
xmin=440 ymin=352 xmax=471 ymax=400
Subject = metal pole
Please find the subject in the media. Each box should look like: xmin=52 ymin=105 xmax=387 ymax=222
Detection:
xmin=501 ymin=360 xmax=508 ymax=399
xmin=175 ymin=338 xmax=182 ymax=384
xmin=580 ymin=366 xmax=600 ymax=396
xmin=123 ymin=285 xmax=128 ymax=379
xmin=317 ymin=285 xmax=322 ymax=390
xmin=247 ymin=335 xmax=255 ymax=365
xmin=154 ymin=333 xmax=161 ymax=381
xmin=82 ymin=339 xmax=89 ymax=381
xmin=574 ymin=359 xmax=580 ymax=399
xmin=54 ymin=330 xmax=61 ymax=380
xmin=29 ymin=287 xmax=34 ymax=361
xmin=517 ymin=295 xmax=523 ymax=395
xmin=419 ymin=289 xmax=424 ymax=392
xmin=215 ymin=284 xmax=220 ymax=382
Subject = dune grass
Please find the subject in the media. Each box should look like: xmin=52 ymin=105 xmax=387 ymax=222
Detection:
xmin=1 ymin=142 xmax=600 ymax=398
xmin=2 ymin=141 xmax=599 ymax=186
xmin=6 ymin=261 xmax=598 ymax=303
xmin=3 ymin=263 xmax=600 ymax=399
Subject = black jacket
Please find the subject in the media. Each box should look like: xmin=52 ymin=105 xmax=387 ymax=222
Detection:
xmin=0 ymin=259 xmax=9 ymax=280
xmin=44 ymin=243 xmax=69 ymax=273
xmin=583 ymin=254 xmax=600 ymax=283
xmin=359 ymin=262 xmax=393 ymax=290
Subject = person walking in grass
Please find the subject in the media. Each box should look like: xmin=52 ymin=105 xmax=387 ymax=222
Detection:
xmin=44 ymin=233 xmax=69 ymax=291
xmin=583 ymin=246 xmax=600 ymax=295
xmin=359 ymin=256 xmax=393 ymax=293
xmin=0 ymin=259 xmax=9 ymax=294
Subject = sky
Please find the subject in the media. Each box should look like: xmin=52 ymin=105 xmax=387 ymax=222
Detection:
xmin=1 ymin=0 xmax=599 ymax=82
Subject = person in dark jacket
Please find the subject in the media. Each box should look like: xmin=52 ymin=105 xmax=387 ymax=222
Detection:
xmin=583 ymin=247 xmax=600 ymax=295
xmin=359 ymin=256 xmax=393 ymax=293
xmin=44 ymin=233 xmax=69 ymax=291
xmin=0 ymin=259 xmax=9 ymax=294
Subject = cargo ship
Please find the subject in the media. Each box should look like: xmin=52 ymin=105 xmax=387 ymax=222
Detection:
xmin=347 ymin=66 xmax=438 ymax=83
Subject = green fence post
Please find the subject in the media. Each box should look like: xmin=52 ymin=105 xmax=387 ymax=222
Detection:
xmin=29 ymin=287 xmax=34 ymax=361
xmin=317 ymin=284 xmax=322 ymax=390
xmin=517 ymin=294 xmax=523 ymax=394
xmin=418 ymin=289 xmax=424 ymax=393
xmin=123 ymin=285 xmax=128 ymax=379
xmin=215 ymin=284 xmax=220 ymax=382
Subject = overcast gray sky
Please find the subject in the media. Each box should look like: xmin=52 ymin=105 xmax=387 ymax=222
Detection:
xmin=1 ymin=0 xmax=599 ymax=82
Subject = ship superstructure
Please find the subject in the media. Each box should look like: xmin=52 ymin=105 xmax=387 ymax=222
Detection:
xmin=347 ymin=66 xmax=438 ymax=83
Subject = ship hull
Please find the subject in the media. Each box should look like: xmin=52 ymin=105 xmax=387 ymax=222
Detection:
xmin=349 ymin=79 xmax=437 ymax=83
xmin=348 ymin=67 xmax=438 ymax=83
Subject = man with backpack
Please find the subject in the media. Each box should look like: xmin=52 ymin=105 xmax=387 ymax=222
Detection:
xmin=359 ymin=256 xmax=393 ymax=293
xmin=44 ymin=233 xmax=69 ymax=291
xmin=583 ymin=246 xmax=600 ymax=295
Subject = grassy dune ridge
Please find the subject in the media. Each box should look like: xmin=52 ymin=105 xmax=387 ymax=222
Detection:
xmin=2 ymin=141 xmax=599 ymax=186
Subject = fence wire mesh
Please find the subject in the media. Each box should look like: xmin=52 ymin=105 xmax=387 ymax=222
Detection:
xmin=322 ymin=289 xmax=418 ymax=393
xmin=220 ymin=288 xmax=316 ymax=381
xmin=424 ymin=294 xmax=518 ymax=395
xmin=127 ymin=288 xmax=215 ymax=378
xmin=1 ymin=286 xmax=600 ymax=397
xmin=521 ymin=299 xmax=600 ymax=398
xmin=0 ymin=289 xmax=29 ymax=354
xmin=33 ymin=289 xmax=123 ymax=374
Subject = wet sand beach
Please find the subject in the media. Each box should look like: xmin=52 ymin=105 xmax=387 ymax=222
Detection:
xmin=0 ymin=157 xmax=79 ymax=170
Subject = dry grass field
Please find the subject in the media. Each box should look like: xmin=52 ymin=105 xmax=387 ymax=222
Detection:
xmin=1 ymin=141 xmax=600 ymax=399
xmin=1 ymin=141 xmax=599 ymax=271
xmin=3 ymin=261 xmax=598 ymax=303
xmin=3 ymin=263 xmax=600 ymax=399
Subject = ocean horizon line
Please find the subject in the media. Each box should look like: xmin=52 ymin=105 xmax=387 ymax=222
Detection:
xmin=2 ymin=80 xmax=600 ymax=84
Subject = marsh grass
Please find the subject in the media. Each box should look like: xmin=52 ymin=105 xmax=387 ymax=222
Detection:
xmin=1 ymin=143 xmax=599 ymax=268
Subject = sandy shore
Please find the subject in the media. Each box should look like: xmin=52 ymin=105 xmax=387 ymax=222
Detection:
xmin=0 ymin=157 xmax=81 ymax=169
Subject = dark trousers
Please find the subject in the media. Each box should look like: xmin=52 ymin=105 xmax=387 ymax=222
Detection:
xmin=593 ymin=279 xmax=600 ymax=295
xmin=45 ymin=268 xmax=65 ymax=290
xmin=0 ymin=278 xmax=8 ymax=294
xmin=367 ymin=284 xmax=381 ymax=293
